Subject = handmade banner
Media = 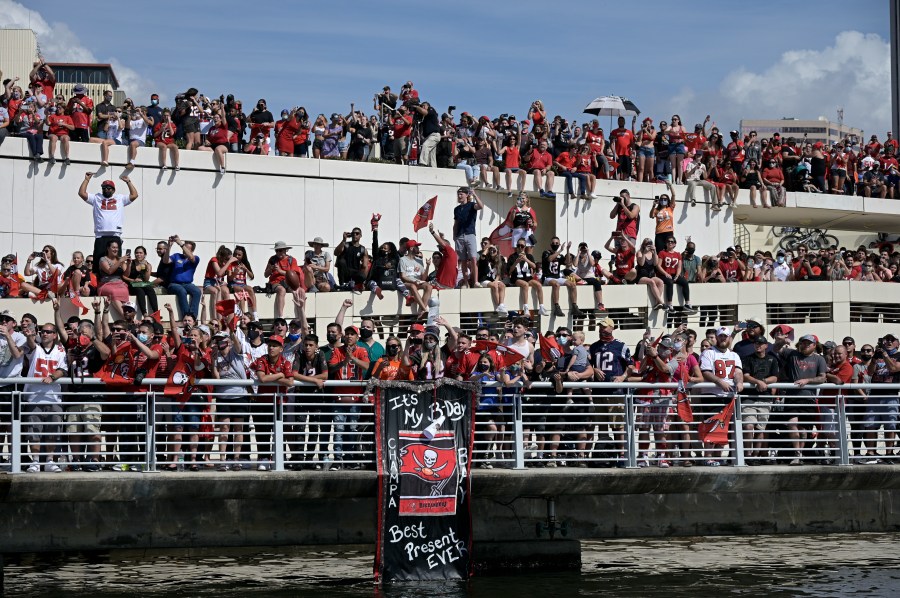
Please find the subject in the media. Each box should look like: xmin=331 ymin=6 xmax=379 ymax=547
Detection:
xmin=372 ymin=378 xmax=477 ymax=583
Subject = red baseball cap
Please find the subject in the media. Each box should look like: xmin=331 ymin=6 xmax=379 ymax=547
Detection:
xmin=770 ymin=324 xmax=795 ymax=340
xmin=267 ymin=335 xmax=284 ymax=346
xmin=101 ymin=180 xmax=116 ymax=188
xmin=405 ymin=240 xmax=421 ymax=250
xmin=344 ymin=326 xmax=360 ymax=335
xmin=409 ymin=323 xmax=425 ymax=333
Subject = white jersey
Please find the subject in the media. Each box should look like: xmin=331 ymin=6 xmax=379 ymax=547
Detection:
xmin=23 ymin=343 xmax=67 ymax=403
xmin=86 ymin=192 xmax=132 ymax=237
xmin=700 ymin=346 xmax=742 ymax=397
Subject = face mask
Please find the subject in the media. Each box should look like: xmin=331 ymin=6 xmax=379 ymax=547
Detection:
xmin=600 ymin=330 xmax=614 ymax=342
xmin=12 ymin=92 xmax=20 ymax=100
xmin=776 ymin=256 xmax=785 ymax=264
xmin=516 ymin=199 xmax=525 ymax=208
xmin=326 ymin=332 xmax=339 ymax=344
xmin=247 ymin=329 xmax=261 ymax=341
xmin=137 ymin=333 xmax=149 ymax=344
xmin=551 ymin=244 xmax=560 ymax=251
xmin=360 ymin=328 xmax=373 ymax=340
xmin=78 ymin=334 xmax=92 ymax=348
xmin=386 ymin=345 xmax=400 ymax=357
xmin=151 ymin=99 xmax=159 ymax=106
xmin=674 ymin=341 xmax=684 ymax=351
xmin=287 ymin=333 xmax=300 ymax=342
xmin=477 ymin=363 xmax=490 ymax=372
xmin=659 ymin=199 xmax=669 ymax=207
xmin=424 ymin=339 xmax=437 ymax=350
xmin=557 ymin=336 xmax=569 ymax=347
xmin=257 ymin=103 xmax=265 ymax=110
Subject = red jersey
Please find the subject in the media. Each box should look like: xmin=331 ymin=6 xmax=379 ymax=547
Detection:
xmin=585 ymin=129 xmax=605 ymax=154
xmin=250 ymin=354 xmax=293 ymax=400
xmin=154 ymin=122 xmax=176 ymax=145
xmin=616 ymin=205 xmax=639 ymax=239
xmin=684 ymin=132 xmax=706 ymax=154
xmin=445 ymin=350 xmax=480 ymax=380
xmin=610 ymin=128 xmax=635 ymax=156
xmin=267 ymin=255 xmax=299 ymax=285
xmin=328 ymin=344 xmax=369 ymax=400
xmin=0 ymin=273 xmax=21 ymax=298
xmin=68 ymin=96 xmax=94 ymax=130
xmin=555 ymin=151 xmax=576 ymax=170
xmin=718 ymin=259 xmax=741 ymax=282
xmin=435 ymin=245 xmax=459 ymax=290
xmin=575 ymin=153 xmax=593 ymax=173
xmin=725 ymin=141 xmax=745 ymax=162
xmin=613 ymin=248 xmax=635 ymax=277
xmin=275 ymin=117 xmax=299 ymax=154
xmin=658 ymin=250 xmax=682 ymax=277
xmin=97 ymin=341 xmax=137 ymax=387
xmin=393 ymin=115 xmax=412 ymax=138
xmin=206 ymin=125 xmax=230 ymax=146
xmin=822 ymin=361 xmax=854 ymax=404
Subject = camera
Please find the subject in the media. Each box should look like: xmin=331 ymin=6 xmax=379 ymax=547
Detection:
xmin=409 ymin=337 xmax=423 ymax=345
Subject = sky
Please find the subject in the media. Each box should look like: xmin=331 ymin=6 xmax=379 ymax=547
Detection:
xmin=1 ymin=0 xmax=893 ymax=134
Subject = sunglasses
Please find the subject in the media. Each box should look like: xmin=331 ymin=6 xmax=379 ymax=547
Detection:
xmin=39 ymin=329 xmax=56 ymax=334
xmin=112 ymin=328 xmax=126 ymax=332
xmin=476 ymin=335 xmax=489 ymax=339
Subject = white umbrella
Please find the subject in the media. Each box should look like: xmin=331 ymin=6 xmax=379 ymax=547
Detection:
xmin=583 ymin=96 xmax=626 ymax=116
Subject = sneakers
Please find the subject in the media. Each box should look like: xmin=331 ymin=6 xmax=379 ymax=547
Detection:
xmin=658 ymin=460 xmax=671 ymax=469
xmin=571 ymin=304 xmax=585 ymax=318
xmin=653 ymin=303 xmax=665 ymax=311
xmin=596 ymin=303 xmax=607 ymax=313
xmin=130 ymin=464 xmax=144 ymax=473
xmin=257 ymin=460 xmax=271 ymax=472
xmin=218 ymin=463 xmax=230 ymax=472
xmin=705 ymin=459 xmax=721 ymax=467
xmin=521 ymin=304 xmax=530 ymax=314
xmin=405 ymin=295 xmax=414 ymax=306
xmin=638 ymin=459 xmax=650 ymax=468
xmin=83 ymin=459 xmax=100 ymax=472
xmin=49 ymin=156 xmax=56 ymax=165
xmin=112 ymin=463 xmax=129 ymax=472
xmin=231 ymin=462 xmax=244 ymax=471
xmin=684 ymin=304 xmax=698 ymax=313
xmin=544 ymin=460 xmax=557 ymax=468
xmin=553 ymin=303 xmax=565 ymax=317
xmin=496 ymin=303 xmax=508 ymax=314
xmin=507 ymin=191 xmax=513 ymax=198
xmin=26 ymin=461 xmax=40 ymax=473
xmin=374 ymin=286 xmax=384 ymax=300
xmin=64 ymin=157 xmax=71 ymax=166
xmin=329 ymin=462 xmax=343 ymax=471
xmin=690 ymin=197 xmax=697 ymax=207
xmin=44 ymin=460 xmax=62 ymax=473
xmin=538 ymin=305 xmax=549 ymax=317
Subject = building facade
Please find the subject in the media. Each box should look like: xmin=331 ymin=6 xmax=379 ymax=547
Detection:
xmin=740 ymin=118 xmax=864 ymax=145
xmin=0 ymin=29 xmax=39 ymax=89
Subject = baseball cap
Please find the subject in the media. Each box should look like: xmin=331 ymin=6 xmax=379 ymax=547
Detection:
xmin=842 ymin=336 xmax=856 ymax=344
xmin=598 ymin=317 xmax=615 ymax=329
xmin=101 ymin=180 xmax=116 ymax=189
xmin=267 ymin=334 xmax=284 ymax=346
xmin=770 ymin=324 xmax=795 ymax=340
xmin=197 ymin=324 xmax=210 ymax=336
xmin=0 ymin=311 xmax=15 ymax=324
xmin=344 ymin=326 xmax=360 ymax=335
xmin=883 ymin=334 xmax=898 ymax=343
xmin=214 ymin=331 xmax=229 ymax=340
xmin=715 ymin=326 xmax=731 ymax=337
xmin=746 ymin=319 xmax=762 ymax=329
xmin=409 ymin=323 xmax=425 ymax=334
xmin=122 ymin=301 xmax=137 ymax=312
xmin=753 ymin=337 xmax=769 ymax=345
xmin=823 ymin=340 xmax=838 ymax=350
xmin=405 ymin=240 xmax=422 ymax=250
xmin=799 ymin=334 xmax=819 ymax=344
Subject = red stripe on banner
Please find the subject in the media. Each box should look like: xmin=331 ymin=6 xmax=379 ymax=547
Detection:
xmin=373 ymin=385 xmax=385 ymax=584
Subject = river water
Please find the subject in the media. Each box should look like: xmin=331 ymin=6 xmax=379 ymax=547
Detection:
xmin=5 ymin=533 xmax=900 ymax=597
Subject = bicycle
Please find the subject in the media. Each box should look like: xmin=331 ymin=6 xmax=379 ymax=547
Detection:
xmin=777 ymin=228 xmax=839 ymax=251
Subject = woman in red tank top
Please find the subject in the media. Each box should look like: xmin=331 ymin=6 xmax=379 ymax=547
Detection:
xmin=200 ymin=109 xmax=231 ymax=174
xmin=528 ymin=100 xmax=546 ymax=127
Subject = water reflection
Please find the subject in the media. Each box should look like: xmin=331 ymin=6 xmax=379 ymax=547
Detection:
xmin=5 ymin=533 xmax=900 ymax=597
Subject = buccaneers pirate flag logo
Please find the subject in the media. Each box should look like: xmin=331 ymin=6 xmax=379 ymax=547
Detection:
xmin=398 ymin=431 xmax=459 ymax=515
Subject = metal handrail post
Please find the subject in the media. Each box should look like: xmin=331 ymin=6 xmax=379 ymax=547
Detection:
xmin=273 ymin=392 xmax=285 ymax=472
xmin=145 ymin=391 xmax=157 ymax=472
xmin=624 ymin=389 xmax=637 ymax=468
xmin=513 ymin=390 xmax=525 ymax=470
xmin=732 ymin=393 xmax=746 ymax=467
xmin=10 ymin=389 xmax=21 ymax=475
xmin=836 ymin=391 xmax=851 ymax=466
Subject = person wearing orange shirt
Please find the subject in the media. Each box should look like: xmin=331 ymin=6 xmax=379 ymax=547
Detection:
xmin=609 ymin=116 xmax=635 ymax=181
xmin=649 ymin=181 xmax=676 ymax=251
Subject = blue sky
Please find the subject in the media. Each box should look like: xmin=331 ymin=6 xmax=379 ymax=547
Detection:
xmin=3 ymin=0 xmax=893 ymax=133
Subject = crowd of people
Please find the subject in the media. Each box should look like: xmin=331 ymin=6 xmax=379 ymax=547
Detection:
xmin=1 ymin=302 xmax=898 ymax=473
xmin=2 ymin=64 xmax=899 ymax=202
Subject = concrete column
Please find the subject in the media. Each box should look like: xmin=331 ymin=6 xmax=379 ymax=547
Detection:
xmin=892 ymin=0 xmax=900 ymax=139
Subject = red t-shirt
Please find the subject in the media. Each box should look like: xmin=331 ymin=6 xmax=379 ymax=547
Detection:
xmin=575 ymin=154 xmax=593 ymax=173
xmin=445 ymin=350 xmax=480 ymax=379
xmin=435 ymin=245 xmax=459 ymax=290
xmin=527 ymin=148 xmax=553 ymax=171
xmin=684 ymin=132 xmax=706 ymax=154
xmin=267 ymin=255 xmax=299 ymax=285
xmin=393 ymin=115 xmax=412 ymax=138
xmin=207 ymin=125 xmax=230 ymax=146
xmin=762 ymin=167 xmax=784 ymax=184
xmin=67 ymin=96 xmax=94 ymax=130
xmin=585 ymin=130 xmax=604 ymax=154
xmin=275 ymin=117 xmax=300 ymax=153
xmin=0 ymin=273 xmax=21 ymax=297
xmin=293 ymin=126 xmax=310 ymax=146
xmin=555 ymin=152 xmax=576 ymax=170
xmin=610 ymin=128 xmax=635 ymax=156
xmin=822 ymin=361 xmax=854 ymax=404
xmin=616 ymin=206 xmax=639 ymax=239
xmin=725 ymin=141 xmax=745 ymax=162
xmin=47 ymin=114 xmax=73 ymax=137
xmin=658 ymin=250 xmax=681 ymax=277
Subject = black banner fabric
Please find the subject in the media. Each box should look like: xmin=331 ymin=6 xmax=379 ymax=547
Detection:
xmin=372 ymin=379 xmax=477 ymax=583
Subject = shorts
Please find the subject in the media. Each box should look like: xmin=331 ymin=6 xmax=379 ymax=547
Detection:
xmin=182 ymin=117 xmax=201 ymax=134
xmin=26 ymin=402 xmax=63 ymax=444
xmin=312 ymin=139 xmax=324 ymax=152
xmin=129 ymin=138 xmax=145 ymax=147
xmin=832 ymin=168 xmax=846 ymax=178
xmin=65 ymin=401 xmax=102 ymax=435
xmin=543 ymin=277 xmax=569 ymax=285
xmin=741 ymin=399 xmax=771 ymax=430
xmin=864 ymin=395 xmax=900 ymax=431
xmin=173 ymin=403 xmax=203 ymax=432
xmin=203 ymin=277 xmax=223 ymax=288
xmin=215 ymin=395 xmax=248 ymax=418
xmin=635 ymin=396 xmax=672 ymax=431
xmin=506 ymin=167 xmax=520 ymax=172
xmin=583 ymin=278 xmax=603 ymax=290
xmin=668 ymin=143 xmax=687 ymax=155
xmin=511 ymin=228 xmax=533 ymax=247
xmin=294 ymin=143 xmax=308 ymax=157
xmin=637 ymin=146 xmax=655 ymax=158
xmin=454 ymin=234 xmax=478 ymax=261
xmin=785 ymin=397 xmax=819 ymax=417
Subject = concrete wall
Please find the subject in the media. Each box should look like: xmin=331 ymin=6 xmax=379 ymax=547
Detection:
xmin=1 ymin=468 xmax=898 ymax=553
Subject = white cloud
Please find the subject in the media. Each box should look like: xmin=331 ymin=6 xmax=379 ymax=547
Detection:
xmin=719 ymin=31 xmax=890 ymax=134
xmin=0 ymin=0 xmax=159 ymax=101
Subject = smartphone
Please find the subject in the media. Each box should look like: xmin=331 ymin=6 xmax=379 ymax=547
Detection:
xmin=125 ymin=249 xmax=132 ymax=257
xmin=737 ymin=322 xmax=748 ymax=330
xmin=409 ymin=337 xmax=423 ymax=345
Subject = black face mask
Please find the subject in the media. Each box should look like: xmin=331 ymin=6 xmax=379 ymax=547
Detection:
xmin=326 ymin=332 xmax=339 ymax=344
xmin=360 ymin=328 xmax=373 ymax=340
xmin=551 ymin=244 xmax=560 ymax=251
xmin=477 ymin=363 xmax=490 ymax=372
xmin=386 ymin=345 xmax=400 ymax=357
xmin=247 ymin=329 xmax=260 ymax=341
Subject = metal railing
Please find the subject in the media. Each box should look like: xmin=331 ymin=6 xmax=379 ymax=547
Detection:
xmin=1 ymin=379 xmax=898 ymax=473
